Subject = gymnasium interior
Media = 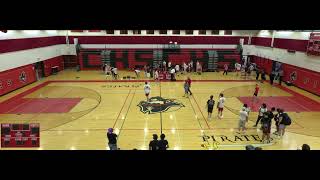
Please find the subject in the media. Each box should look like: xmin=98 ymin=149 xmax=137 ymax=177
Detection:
xmin=0 ymin=30 xmax=320 ymax=150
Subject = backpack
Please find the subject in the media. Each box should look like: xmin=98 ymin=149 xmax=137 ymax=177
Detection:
xmin=282 ymin=113 xmax=292 ymax=126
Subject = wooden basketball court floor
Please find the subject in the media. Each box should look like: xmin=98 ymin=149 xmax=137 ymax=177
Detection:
xmin=1 ymin=69 xmax=320 ymax=150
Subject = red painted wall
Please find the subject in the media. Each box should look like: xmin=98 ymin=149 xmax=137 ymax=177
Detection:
xmin=0 ymin=64 xmax=37 ymax=96
xmin=251 ymin=55 xmax=320 ymax=96
xmin=251 ymin=56 xmax=273 ymax=74
xmin=80 ymin=49 xmax=240 ymax=70
xmin=282 ymin=64 xmax=320 ymax=95
xmin=43 ymin=56 xmax=64 ymax=77
xmin=0 ymin=36 xmax=65 ymax=54
xmin=251 ymin=37 xmax=308 ymax=52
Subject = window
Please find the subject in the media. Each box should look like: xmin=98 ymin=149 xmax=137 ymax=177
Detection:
xmin=146 ymin=30 xmax=154 ymax=34
xmin=185 ymin=30 xmax=193 ymax=35
xmin=198 ymin=30 xmax=206 ymax=35
xmin=211 ymin=30 xmax=220 ymax=35
xmin=224 ymin=30 xmax=232 ymax=35
xmin=159 ymin=30 xmax=167 ymax=34
xmin=172 ymin=30 xmax=180 ymax=35
xmin=133 ymin=30 xmax=141 ymax=34
xmin=120 ymin=30 xmax=128 ymax=34
xmin=106 ymin=30 xmax=114 ymax=34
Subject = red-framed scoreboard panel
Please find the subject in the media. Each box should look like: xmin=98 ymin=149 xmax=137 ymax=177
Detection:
xmin=1 ymin=123 xmax=40 ymax=148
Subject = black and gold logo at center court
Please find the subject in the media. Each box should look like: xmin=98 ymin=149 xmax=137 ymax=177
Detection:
xmin=137 ymin=96 xmax=185 ymax=114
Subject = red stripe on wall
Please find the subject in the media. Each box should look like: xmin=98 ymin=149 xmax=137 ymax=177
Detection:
xmin=0 ymin=36 xmax=65 ymax=54
xmin=251 ymin=37 xmax=309 ymax=52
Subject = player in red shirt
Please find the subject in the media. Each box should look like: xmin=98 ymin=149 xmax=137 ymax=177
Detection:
xmin=253 ymin=84 xmax=260 ymax=103
xmin=186 ymin=77 xmax=192 ymax=95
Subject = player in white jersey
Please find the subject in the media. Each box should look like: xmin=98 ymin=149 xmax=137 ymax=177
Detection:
xmin=144 ymin=82 xmax=151 ymax=101
xmin=235 ymin=62 xmax=241 ymax=76
xmin=238 ymin=107 xmax=249 ymax=133
xmin=217 ymin=93 xmax=226 ymax=119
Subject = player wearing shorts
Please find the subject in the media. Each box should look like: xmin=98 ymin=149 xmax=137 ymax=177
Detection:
xmin=223 ymin=64 xmax=229 ymax=75
xmin=134 ymin=69 xmax=141 ymax=78
xmin=253 ymin=84 xmax=260 ymax=103
xmin=144 ymin=82 xmax=151 ymax=102
xmin=183 ymin=80 xmax=190 ymax=98
xmin=217 ymin=93 xmax=226 ymax=119
xmin=206 ymin=95 xmax=215 ymax=120
xmin=238 ymin=107 xmax=249 ymax=133
xmin=235 ymin=63 xmax=241 ymax=76
xmin=260 ymin=107 xmax=275 ymax=143
xmin=154 ymin=69 xmax=159 ymax=80
xmin=253 ymin=103 xmax=267 ymax=127
xmin=186 ymin=77 xmax=192 ymax=95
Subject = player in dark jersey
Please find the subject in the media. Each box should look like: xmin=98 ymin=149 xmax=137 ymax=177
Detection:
xmin=206 ymin=95 xmax=215 ymax=120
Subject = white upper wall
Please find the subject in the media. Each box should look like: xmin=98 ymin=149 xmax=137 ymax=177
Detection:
xmin=1 ymin=30 xmax=314 ymax=40
xmin=254 ymin=30 xmax=313 ymax=40
xmin=243 ymin=45 xmax=320 ymax=72
xmin=0 ymin=30 xmax=60 ymax=40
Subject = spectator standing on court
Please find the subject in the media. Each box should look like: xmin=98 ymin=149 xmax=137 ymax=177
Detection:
xmin=111 ymin=67 xmax=118 ymax=80
xmin=183 ymin=62 xmax=188 ymax=74
xmin=278 ymin=109 xmax=292 ymax=138
xmin=170 ymin=67 xmax=176 ymax=81
xmin=206 ymin=95 xmax=215 ymax=120
xmin=235 ymin=62 xmax=241 ymax=76
xmin=238 ymin=107 xmax=249 ymax=133
xmin=163 ymin=61 xmax=167 ymax=71
xmin=183 ymin=80 xmax=190 ymax=98
xmin=223 ymin=64 xmax=229 ymax=75
xmin=261 ymin=69 xmax=266 ymax=83
xmin=158 ymin=134 xmax=169 ymax=150
xmin=270 ymin=71 xmax=275 ymax=85
xmin=260 ymin=107 xmax=275 ymax=143
xmin=149 ymin=134 xmax=159 ymax=150
xmin=273 ymin=108 xmax=282 ymax=135
xmin=248 ymin=64 xmax=254 ymax=76
xmin=154 ymin=69 xmax=159 ymax=80
xmin=278 ymin=69 xmax=284 ymax=85
xmin=301 ymin=144 xmax=311 ymax=150
xmin=107 ymin=128 xmax=118 ymax=150
xmin=253 ymin=103 xmax=267 ymax=128
xmin=186 ymin=77 xmax=192 ymax=95
xmin=256 ymin=68 xmax=260 ymax=81
xmin=175 ymin=64 xmax=180 ymax=73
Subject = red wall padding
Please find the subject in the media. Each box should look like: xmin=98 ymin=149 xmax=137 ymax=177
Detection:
xmin=251 ymin=56 xmax=273 ymax=74
xmin=282 ymin=64 xmax=320 ymax=95
xmin=0 ymin=65 xmax=36 ymax=96
xmin=43 ymin=56 xmax=64 ymax=77
xmin=273 ymin=38 xmax=308 ymax=52
xmin=251 ymin=37 xmax=272 ymax=47
xmin=251 ymin=55 xmax=320 ymax=95
xmin=0 ymin=36 xmax=65 ymax=54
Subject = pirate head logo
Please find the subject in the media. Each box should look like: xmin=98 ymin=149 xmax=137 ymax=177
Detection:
xmin=137 ymin=96 xmax=185 ymax=114
xmin=290 ymin=71 xmax=297 ymax=81
xmin=19 ymin=71 xmax=27 ymax=83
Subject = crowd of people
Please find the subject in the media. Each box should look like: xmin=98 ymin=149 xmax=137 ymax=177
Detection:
xmin=103 ymin=59 xmax=308 ymax=150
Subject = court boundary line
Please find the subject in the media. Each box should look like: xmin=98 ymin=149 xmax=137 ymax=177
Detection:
xmin=112 ymin=90 xmax=132 ymax=129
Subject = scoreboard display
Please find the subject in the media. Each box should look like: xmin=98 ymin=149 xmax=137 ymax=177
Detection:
xmin=1 ymin=123 xmax=40 ymax=148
